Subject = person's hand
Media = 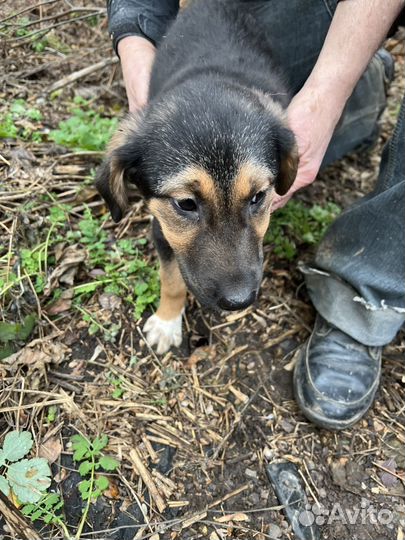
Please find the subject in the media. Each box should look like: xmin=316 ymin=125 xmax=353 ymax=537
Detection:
xmin=272 ymin=85 xmax=345 ymax=210
xmin=118 ymin=35 xmax=156 ymax=111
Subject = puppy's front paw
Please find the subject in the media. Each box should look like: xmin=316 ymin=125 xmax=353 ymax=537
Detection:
xmin=143 ymin=313 xmax=183 ymax=354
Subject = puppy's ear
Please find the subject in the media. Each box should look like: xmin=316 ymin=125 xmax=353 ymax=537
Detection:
xmin=95 ymin=114 xmax=143 ymax=223
xmin=274 ymin=125 xmax=299 ymax=196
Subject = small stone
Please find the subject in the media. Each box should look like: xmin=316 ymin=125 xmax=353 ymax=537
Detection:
xmin=260 ymin=488 xmax=269 ymax=500
xmin=268 ymin=524 xmax=282 ymax=538
xmin=245 ymin=468 xmax=258 ymax=479
xmin=263 ymin=447 xmax=273 ymax=460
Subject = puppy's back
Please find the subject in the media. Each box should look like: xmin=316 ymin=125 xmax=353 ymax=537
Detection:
xmin=149 ymin=0 xmax=287 ymax=104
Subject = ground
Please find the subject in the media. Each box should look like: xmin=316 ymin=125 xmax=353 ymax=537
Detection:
xmin=0 ymin=3 xmax=404 ymax=540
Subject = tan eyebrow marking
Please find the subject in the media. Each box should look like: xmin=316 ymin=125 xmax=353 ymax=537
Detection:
xmin=159 ymin=165 xmax=217 ymax=205
xmin=232 ymin=161 xmax=273 ymax=203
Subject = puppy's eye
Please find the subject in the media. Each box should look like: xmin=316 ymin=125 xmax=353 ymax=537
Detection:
xmin=173 ymin=198 xmax=198 ymax=212
xmin=250 ymin=191 xmax=266 ymax=206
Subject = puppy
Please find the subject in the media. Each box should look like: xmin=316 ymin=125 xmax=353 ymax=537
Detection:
xmin=96 ymin=0 xmax=298 ymax=354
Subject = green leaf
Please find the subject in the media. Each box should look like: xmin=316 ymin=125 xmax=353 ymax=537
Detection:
xmin=0 ymin=343 xmax=16 ymax=360
xmin=78 ymin=460 xmax=93 ymax=477
xmin=0 ymin=450 xmax=6 ymax=467
xmin=7 ymin=458 xmax=51 ymax=503
xmin=0 ymin=321 xmax=18 ymax=342
xmin=71 ymin=434 xmax=90 ymax=461
xmin=98 ymin=455 xmax=119 ymax=471
xmin=91 ymin=435 xmax=108 ymax=453
xmin=78 ymin=479 xmax=91 ymax=499
xmin=44 ymin=493 xmax=60 ymax=509
xmin=31 ymin=509 xmax=43 ymax=521
xmin=95 ymin=476 xmax=109 ymax=491
xmin=1 ymin=431 xmax=33 ymax=462
xmin=111 ymin=388 xmax=124 ymax=399
xmin=43 ymin=513 xmax=54 ymax=524
xmin=0 ymin=475 xmax=10 ymax=496
xmin=0 ymin=315 xmax=36 ymax=343
xmin=21 ymin=503 xmax=35 ymax=515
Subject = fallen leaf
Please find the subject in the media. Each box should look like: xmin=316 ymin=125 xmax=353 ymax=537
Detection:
xmin=45 ymin=289 xmax=74 ymax=315
xmin=99 ymin=293 xmax=122 ymax=311
xmin=379 ymin=458 xmax=399 ymax=488
xmin=44 ymin=245 xmax=86 ymax=295
xmin=3 ymin=337 xmax=68 ymax=374
xmin=39 ymin=437 xmax=62 ymax=464
xmin=103 ymin=479 xmax=120 ymax=499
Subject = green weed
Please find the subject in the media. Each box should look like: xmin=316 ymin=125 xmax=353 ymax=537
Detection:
xmin=1 ymin=204 xmax=158 ymax=357
xmin=71 ymin=433 xmax=119 ymax=539
xmin=0 ymin=314 xmax=36 ymax=360
xmin=0 ymin=431 xmax=119 ymax=539
xmin=108 ymin=374 xmax=126 ymax=399
xmin=71 ymin=207 xmax=159 ymax=319
xmin=22 ymin=493 xmax=66 ymax=533
xmin=266 ymin=200 xmax=341 ymax=260
xmin=0 ymin=99 xmax=43 ymax=141
xmin=49 ymin=97 xmax=118 ymax=152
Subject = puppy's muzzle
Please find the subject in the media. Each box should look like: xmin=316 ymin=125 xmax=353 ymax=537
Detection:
xmin=216 ymin=272 xmax=260 ymax=311
xmin=218 ymin=288 xmax=257 ymax=311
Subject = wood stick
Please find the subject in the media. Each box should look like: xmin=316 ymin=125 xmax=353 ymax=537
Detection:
xmin=129 ymin=448 xmax=166 ymax=513
xmin=0 ymin=491 xmax=41 ymax=540
xmin=46 ymin=57 xmax=118 ymax=93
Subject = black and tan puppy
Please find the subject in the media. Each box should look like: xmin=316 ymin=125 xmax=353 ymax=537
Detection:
xmin=96 ymin=0 xmax=298 ymax=353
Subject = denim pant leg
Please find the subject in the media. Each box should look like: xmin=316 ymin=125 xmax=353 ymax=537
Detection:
xmin=304 ymin=96 xmax=405 ymax=346
xmin=244 ymin=0 xmax=389 ymax=163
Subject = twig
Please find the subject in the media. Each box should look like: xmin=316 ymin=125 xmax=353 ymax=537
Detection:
xmin=129 ymin=447 xmax=166 ymax=513
xmin=0 ymin=491 xmax=41 ymax=540
xmin=47 ymin=57 xmax=119 ymax=93
xmin=10 ymin=8 xmax=104 ymax=30
xmin=210 ymin=383 xmax=263 ymax=460
xmin=0 ymin=0 xmax=60 ymax=26
xmin=372 ymin=461 xmax=405 ymax=484
xmin=8 ymin=11 xmax=106 ymax=48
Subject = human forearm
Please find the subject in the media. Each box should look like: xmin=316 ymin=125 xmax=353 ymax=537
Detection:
xmin=304 ymin=0 xmax=404 ymax=112
xmin=118 ymin=35 xmax=156 ymax=111
xmin=273 ymin=0 xmax=404 ymax=209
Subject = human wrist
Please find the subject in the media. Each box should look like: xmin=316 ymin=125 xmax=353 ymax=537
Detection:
xmin=294 ymin=77 xmax=348 ymax=134
xmin=118 ymin=35 xmax=156 ymax=60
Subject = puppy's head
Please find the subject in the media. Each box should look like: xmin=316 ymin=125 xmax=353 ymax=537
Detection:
xmin=96 ymin=90 xmax=298 ymax=310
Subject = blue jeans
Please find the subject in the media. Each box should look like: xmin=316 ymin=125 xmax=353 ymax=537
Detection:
xmin=244 ymin=0 xmax=405 ymax=345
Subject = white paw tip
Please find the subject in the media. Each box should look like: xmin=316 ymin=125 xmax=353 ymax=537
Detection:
xmin=143 ymin=314 xmax=183 ymax=354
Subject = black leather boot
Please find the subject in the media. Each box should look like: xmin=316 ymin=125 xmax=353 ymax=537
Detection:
xmin=293 ymin=315 xmax=382 ymax=430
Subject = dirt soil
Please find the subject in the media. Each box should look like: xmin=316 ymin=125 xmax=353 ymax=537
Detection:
xmin=1 ymin=2 xmax=405 ymax=540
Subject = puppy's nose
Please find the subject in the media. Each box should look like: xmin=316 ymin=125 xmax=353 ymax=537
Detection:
xmin=218 ymin=288 xmax=257 ymax=311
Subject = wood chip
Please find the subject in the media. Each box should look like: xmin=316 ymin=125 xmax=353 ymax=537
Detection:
xmin=228 ymin=385 xmax=249 ymax=403
xmin=215 ymin=512 xmax=249 ymax=523
xmin=181 ymin=511 xmax=207 ymax=530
